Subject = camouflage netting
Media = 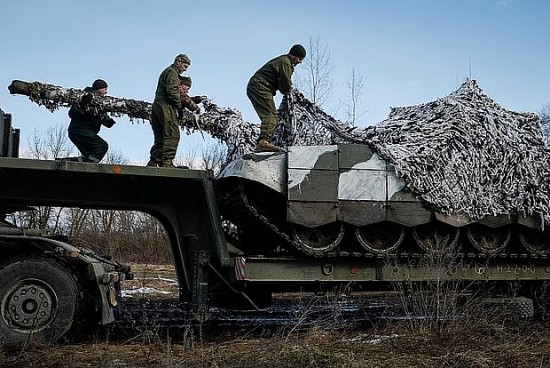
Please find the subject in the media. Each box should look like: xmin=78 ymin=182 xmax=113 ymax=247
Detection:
xmin=280 ymin=80 xmax=550 ymax=226
xmin=7 ymin=80 xmax=260 ymax=161
xmin=366 ymin=81 xmax=550 ymax=225
xmin=274 ymin=91 xmax=362 ymax=147
xmin=9 ymin=79 xmax=550 ymax=226
xmin=8 ymin=80 xmax=153 ymax=121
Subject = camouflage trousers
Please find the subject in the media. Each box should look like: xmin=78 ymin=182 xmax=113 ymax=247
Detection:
xmin=149 ymin=101 xmax=180 ymax=163
xmin=247 ymin=79 xmax=277 ymax=141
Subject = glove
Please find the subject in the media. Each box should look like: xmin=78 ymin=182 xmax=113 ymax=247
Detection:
xmin=81 ymin=93 xmax=93 ymax=106
xmin=104 ymin=118 xmax=116 ymax=128
xmin=192 ymin=95 xmax=208 ymax=104
xmin=194 ymin=106 xmax=201 ymax=114
xmin=176 ymin=107 xmax=184 ymax=120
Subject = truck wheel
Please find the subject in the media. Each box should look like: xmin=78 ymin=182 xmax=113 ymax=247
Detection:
xmin=0 ymin=256 xmax=80 ymax=348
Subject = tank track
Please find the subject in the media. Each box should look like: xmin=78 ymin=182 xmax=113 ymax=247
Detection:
xmin=219 ymin=185 xmax=550 ymax=262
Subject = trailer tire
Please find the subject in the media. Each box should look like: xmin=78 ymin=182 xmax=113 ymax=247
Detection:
xmin=0 ymin=256 xmax=80 ymax=348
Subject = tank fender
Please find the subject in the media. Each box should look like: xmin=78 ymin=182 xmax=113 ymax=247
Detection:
xmin=217 ymin=152 xmax=287 ymax=194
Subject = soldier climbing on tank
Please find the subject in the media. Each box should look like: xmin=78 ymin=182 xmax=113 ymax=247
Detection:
xmin=148 ymin=54 xmax=194 ymax=168
xmin=247 ymin=44 xmax=306 ymax=152
xmin=64 ymin=79 xmax=116 ymax=163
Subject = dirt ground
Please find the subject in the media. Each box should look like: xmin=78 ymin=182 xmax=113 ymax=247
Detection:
xmin=2 ymin=264 xmax=550 ymax=368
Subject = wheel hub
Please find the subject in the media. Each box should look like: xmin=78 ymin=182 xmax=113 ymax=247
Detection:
xmin=2 ymin=281 xmax=56 ymax=332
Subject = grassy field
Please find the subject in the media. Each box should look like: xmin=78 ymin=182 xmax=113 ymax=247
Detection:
xmin=2 ymin=319 xmax=550 ymax=367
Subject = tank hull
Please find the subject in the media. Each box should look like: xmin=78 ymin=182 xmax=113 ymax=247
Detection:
xmin=216 ymin=144 xmax=547 ymax=257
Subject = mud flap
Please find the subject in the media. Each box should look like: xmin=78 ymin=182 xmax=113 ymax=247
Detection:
xmin=192 ymin=250 xmax=211 ymax=322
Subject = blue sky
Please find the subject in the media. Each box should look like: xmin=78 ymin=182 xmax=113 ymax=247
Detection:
xmin=1 ymin=0 xmax=548 ymax=163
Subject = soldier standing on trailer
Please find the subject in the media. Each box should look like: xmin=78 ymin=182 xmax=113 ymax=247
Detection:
xmin=147 ymin=54 xmax=191 ymax=168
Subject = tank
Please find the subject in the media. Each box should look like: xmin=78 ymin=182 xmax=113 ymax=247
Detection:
xmin=215 ymin=143 xmax=548 ymax=258
xmin=215 ymin=80 xmax=550 ymax=258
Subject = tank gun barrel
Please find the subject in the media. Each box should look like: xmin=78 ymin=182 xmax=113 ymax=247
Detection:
xmin=8 ymin=80 xmax=152 ymax=121
xmin=7 ymin=79 xmax=264 ymax=161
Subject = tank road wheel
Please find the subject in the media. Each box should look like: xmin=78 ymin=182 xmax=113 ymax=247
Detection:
xmin=466 ymin=224 xmax=511 ymax=254
xmin=0 ymin=256 xmax=80 ymax=348
xmin=354 ymin=223 xmax=405 ymax=254
xmin=291 ymin=222 xmax=345 ymax=255
xmin=413 ymin=222 xmax=460 ymax=254
xmin=518 ymin=227 xmax=550 ymax=255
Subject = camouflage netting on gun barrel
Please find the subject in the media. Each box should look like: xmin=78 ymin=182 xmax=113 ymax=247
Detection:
xmin=279 ymin=80 xmax=550 ymax=227
xmin=7 ymin=80 xmax=261 ymax=161
xmin=10 ymin=79 xmax=550 ymax=226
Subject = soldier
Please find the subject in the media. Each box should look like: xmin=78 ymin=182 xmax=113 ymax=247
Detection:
xmin=66 ymin=79 xmax=116 ymax=163
xmin=170 ymin=76 xmax=207 ymax=169
xmin=247 ymin=44 xmax=306 ymax=152
xmin=178 ymin=76 xmax=207 ymax=115
xmin=148 ymin=54 xmax=191 ymax=168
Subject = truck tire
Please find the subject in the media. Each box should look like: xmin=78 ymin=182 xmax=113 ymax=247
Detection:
xmin=0 ymin=255 xmax=80 ymax=348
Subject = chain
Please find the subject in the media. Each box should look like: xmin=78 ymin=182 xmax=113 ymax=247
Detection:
xmin=236 ymin=186 xmax=332 ymax=257
xmin=220 ymin=186 xmax=539 ymax=261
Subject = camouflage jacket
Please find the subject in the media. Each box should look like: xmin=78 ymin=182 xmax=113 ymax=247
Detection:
xmin=249 ymin=54 xmax=294 ymax=95
xmin=153 ymin=64 xmax=182 ymax=108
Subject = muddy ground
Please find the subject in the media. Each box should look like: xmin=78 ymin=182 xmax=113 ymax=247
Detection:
xmin=2 ymin=264 xmax=550 ymax=368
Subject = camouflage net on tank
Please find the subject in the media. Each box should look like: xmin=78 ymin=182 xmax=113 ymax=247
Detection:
xmin=279 ymin=80 xmax=550 ymax=227
xmin=9 ymin=79 xmax=550 ymax=226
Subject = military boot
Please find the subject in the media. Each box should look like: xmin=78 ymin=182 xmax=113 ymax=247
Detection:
xmin=255 ymin=139 xmax=281 ymax=153
xmin=161 ymin=159 xmax=189 ymax=169
xmin=146 ymin=159 xmax=160 ymax=167
xmin=161 ymin=159 xmax=177 ymax=168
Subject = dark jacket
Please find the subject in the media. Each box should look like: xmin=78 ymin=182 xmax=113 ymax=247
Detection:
xmin=249 ymin=54 xmax=294 ymax=95
xmin=68 ymin=87 xmax=115 ymax=133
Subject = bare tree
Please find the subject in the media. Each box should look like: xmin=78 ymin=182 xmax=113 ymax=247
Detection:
xmin=295 ymin=36 xmax=334 ymax=107
xmin=21 ymin=124 xmax=127 ymax=234
xmin=201 ymin=143 xmax=227 ymax=175
xmin=343 ymin=68 xmax=367 ymax=126
xmin=174 ymin=141 xmax=226 ymax=174
xmin=27 ymin=123 xmax=74 ymax=160
xmin=104 ymin=148 xmax=129 ymax=165
xmin=64 ymin=207 xmax=89 ymax=238
xmin=18 ymin=123 xmax=75 ymax=231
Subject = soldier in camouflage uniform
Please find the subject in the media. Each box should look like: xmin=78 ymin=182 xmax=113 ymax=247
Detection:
xmin=148 ymin=54 xmax=191 ymax=168
xmin=247 ymin=44 xmax=306 ymax=152
xmin=67 ymin=79 xmax=116 ymax=163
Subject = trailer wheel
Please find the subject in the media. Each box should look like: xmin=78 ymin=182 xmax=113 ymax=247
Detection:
xmin=0 ymin=256 xmax=80 ymax=348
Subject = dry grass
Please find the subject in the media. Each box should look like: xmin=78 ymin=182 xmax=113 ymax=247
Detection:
xmin=2 ymin=321 xmax=550 ymax=368
xmin=3 ymin=263 xmax=550 ymax=367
